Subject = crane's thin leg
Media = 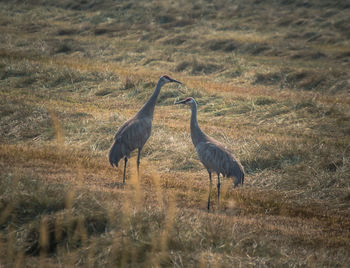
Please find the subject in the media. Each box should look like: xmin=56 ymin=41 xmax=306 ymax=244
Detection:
xmin=207 ymin=172 xmax=212 ymax=211
xmin=137 ymin=148 xmax=141 ymax=176
xmin=123 ymin=157 xmax=128 ymax=185
xmin=217 ymin=173 xmax=221 ymax=206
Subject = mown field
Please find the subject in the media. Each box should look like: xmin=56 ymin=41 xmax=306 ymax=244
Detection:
xmin=1 ymin=0 xmax=350 ymax=267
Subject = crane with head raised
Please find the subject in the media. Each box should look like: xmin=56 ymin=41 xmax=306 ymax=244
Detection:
xmin=175 ymin=97 xmax=244 ymax=211
xmin=109 ymin=75 xmax=182 ymax=184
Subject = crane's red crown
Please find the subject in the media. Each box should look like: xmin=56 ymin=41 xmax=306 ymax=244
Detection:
xmin=162 ymin=75 xmax=171 ymax=79
xmin=185 ymin=97 xmax=192 ymax=102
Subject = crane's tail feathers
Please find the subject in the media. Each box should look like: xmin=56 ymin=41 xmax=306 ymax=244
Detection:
xmin=108 ymin=141 xmax=124 ymax=168
xmin=110 ymin=161 xmax=117 ymax=168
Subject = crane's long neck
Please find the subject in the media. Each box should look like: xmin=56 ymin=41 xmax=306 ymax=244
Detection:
xmin=190 ymin=102 xmax=206 ymax=146
xmin=138 ymin=80 xmax=163 ymax=118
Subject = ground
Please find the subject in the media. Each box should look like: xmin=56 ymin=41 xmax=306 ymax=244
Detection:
xmin=0 ymin=0 xmax=349 ymax=267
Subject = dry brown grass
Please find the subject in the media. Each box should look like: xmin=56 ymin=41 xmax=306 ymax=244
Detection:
xmin=1 ymin=0 xmax=350 ymax=267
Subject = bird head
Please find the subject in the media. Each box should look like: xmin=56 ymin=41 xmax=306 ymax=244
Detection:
xmin=160 ymin=75 xmax=182 ymax=85
xmin=174 ymin=97 xmax=196 ymax=106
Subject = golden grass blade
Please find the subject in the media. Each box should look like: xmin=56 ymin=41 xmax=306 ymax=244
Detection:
xmin=48 ymin=109 xmax=64 ymax=146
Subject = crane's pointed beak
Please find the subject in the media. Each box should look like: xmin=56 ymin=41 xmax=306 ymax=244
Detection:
xmin=174 ymin=99 xmax=187 ymax=105
xmin=169 ymin=78 xmax=182 ymax=84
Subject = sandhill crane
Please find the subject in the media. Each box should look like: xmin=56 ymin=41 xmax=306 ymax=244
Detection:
xmin=175 ymin=97 xmax=244 ymax=211
xmin=109 ymin=75 xmax=182 ymax=184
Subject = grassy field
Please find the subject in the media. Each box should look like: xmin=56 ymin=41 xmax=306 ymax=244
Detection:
xmin=1 ymin=0 xmax=350 ymax=267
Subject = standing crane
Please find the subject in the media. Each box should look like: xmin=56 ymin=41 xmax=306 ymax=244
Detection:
xmin=109 ymin=75 xmax=182 ymax=184
xmin=175 ymin=97 xmax=244 ymax=211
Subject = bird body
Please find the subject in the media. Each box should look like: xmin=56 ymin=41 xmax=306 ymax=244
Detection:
xmin=109 ymin=75 xmax=182 ymax=184
xmin=195 ymin=137 xmax=244 ymax=182
xmin=109 ymin=116 xmax=152 ymax=167
xmin=175 ymin=97 xmax=244 ymax=210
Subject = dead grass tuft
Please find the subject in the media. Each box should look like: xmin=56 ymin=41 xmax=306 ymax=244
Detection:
xmin=121 ymin=75 xmax=137 ymax=90
xmin=207 ymin=38 xmax=240 ymax=52
xmin=254 ymin=72 xmax=283 ymax=86
xmin=253 ymin=68 xmax=347 ymax=93
xmin=175 ymin=58 xmax=221 ymax=75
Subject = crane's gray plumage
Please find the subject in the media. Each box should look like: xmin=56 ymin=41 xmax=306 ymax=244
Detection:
xmin=109 ymin=75 xmax=182 ymax=184
xmin=175 ymin=97 xmax=244 ymax=210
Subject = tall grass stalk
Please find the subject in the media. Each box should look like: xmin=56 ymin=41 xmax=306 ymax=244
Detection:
xmin=48 ymin=109 xmax=64 ymax=146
